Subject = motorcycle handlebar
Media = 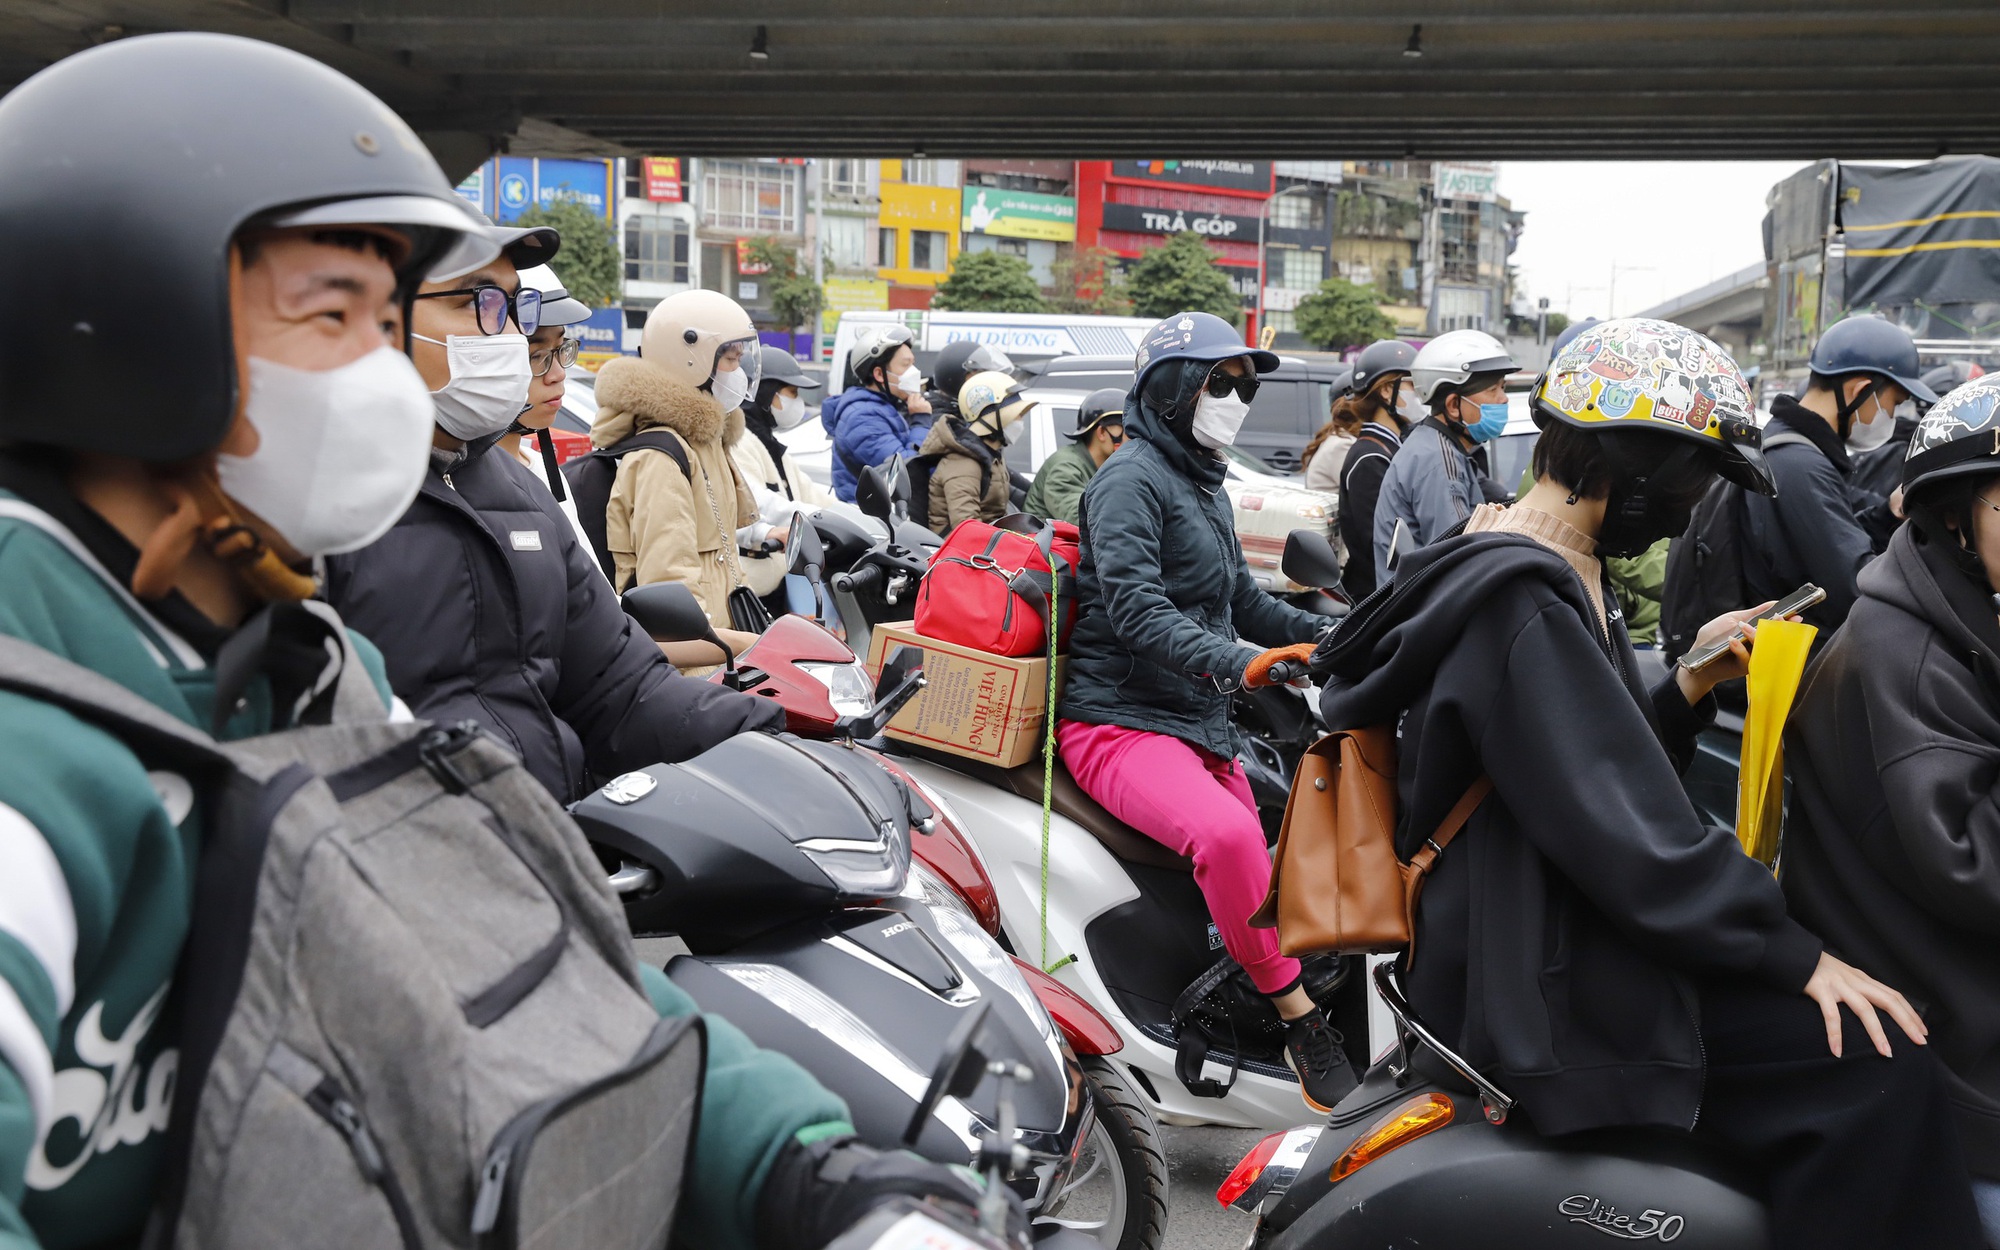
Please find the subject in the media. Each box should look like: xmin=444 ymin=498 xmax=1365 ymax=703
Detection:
xmin=1265 ymin=659 xmax=1308 ymax=686
xmin=833 ymin=563 xmax=885 ymax=595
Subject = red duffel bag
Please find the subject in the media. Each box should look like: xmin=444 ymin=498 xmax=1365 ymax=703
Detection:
xmin=915 ymin=517 xmax=1081 ymax=657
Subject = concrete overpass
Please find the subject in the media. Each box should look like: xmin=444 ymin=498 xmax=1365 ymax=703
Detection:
xmin=1636 ymin=262 xmax=1770 ymax=360
xmin=5 ymin=2 xmax=2000 ymax=171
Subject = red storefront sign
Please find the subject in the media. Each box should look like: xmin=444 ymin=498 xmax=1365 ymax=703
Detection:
xmin=642 ymin=157 xmax=682 ymax=202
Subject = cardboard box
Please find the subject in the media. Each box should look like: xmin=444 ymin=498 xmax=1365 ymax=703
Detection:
xmin=864 ymin=622 xmax=1065 ymax=770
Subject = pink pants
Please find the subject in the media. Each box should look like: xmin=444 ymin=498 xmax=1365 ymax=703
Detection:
xmin=1056 ymin=719 xmax=1302 ymax=997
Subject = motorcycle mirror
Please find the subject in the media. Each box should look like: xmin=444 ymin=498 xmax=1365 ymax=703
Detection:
xmin=836 ymin=646 xmax=926 ymax=740
xmin=1282 ymin=529 xmax=1344 ymax=591
xmin=786 ymin=515 xmax=825 ymax=576
xmin=904 ymin=1000 xmax=992 ymax=1148
xmin=856 ymin=463 xmax=896 ymax=526
xmin=622 ymin=583 xmax=736 ymax=672
xmin=877 ymin=644 xmax=922 ymax=702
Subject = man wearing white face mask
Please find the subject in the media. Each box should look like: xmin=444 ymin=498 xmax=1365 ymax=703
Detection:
xmin=821 ymin=324 xmax=932 ymax=502
xmin=324 ymin=230 xmax=784 ymax=804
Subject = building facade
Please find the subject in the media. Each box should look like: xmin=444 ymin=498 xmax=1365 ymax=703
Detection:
xmin=876 ymin=159 xmax=963 ymax=309
xmin=959 ymin=159 xmax=1078 ymax=288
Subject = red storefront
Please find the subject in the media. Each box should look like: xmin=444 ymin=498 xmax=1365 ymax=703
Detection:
xmin=1075 ymin=160 xmax=1274 ymax=338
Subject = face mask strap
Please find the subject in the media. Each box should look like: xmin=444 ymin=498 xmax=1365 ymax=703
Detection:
xmin=1835 ymin=378 xmax=1881 ymax=441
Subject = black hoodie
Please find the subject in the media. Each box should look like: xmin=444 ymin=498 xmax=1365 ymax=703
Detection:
xmin=1317 ymin=527 xmax=1822 ymax=1134
xmin=1784 ymin=522 xmax=2000 ymax=1177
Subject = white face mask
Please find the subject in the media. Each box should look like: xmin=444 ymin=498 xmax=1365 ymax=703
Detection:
xmin=414 ymin=332 xmax=531 ymax=440
xmin=771 ymin=392 xmax=808 ymax=430
xmin=1191 ymin=391 xmax=1251 ymax=449
xmin=1847 ymin=397 xmax=1902 ymax=455
xmin=218 ymin=348 xmax=434 ymax=557
xmin=711 ymin=365 xmax=750 ymax=413
xmin=892 ymin=365 xmax=923 ymax=397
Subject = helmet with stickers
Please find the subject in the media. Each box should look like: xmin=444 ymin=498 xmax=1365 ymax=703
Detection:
xmin=1903 ymin=373 xmax=2000 ymax=504
xmin=1532 ymin=317 xmax=1775 ymax=496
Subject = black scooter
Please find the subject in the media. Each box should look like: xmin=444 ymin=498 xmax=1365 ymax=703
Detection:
xmin=569 ymin=585 xmax=1095 ymax=1234
xmin=1220 ymin=963 xmax=1769 ymax=1248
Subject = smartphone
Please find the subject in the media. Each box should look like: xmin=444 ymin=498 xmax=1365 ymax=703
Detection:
xmin=1677 ymin=583 xmax=1827 ymax=672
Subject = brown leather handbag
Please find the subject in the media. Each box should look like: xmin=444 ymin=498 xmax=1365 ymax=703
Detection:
xmin=1251 ymin=725 xmax=1492 ymax=957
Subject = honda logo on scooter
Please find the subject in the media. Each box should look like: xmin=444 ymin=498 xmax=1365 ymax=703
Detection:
xmin=1559 ymin=1194 xmax=1686 ymax=1241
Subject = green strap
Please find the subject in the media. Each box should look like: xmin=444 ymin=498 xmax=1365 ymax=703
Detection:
xmin=1039 ymin=555 xmax=1063 ymax=973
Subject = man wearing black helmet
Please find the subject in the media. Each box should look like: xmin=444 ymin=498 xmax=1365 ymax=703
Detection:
xmin=924 ymin=339 xmax=1015 ymax=422
xmin=1785 ymin=370 xmax=2000 ymax=1247
xmin=1737 ymin=315 xmax=1935 ymax=634
xmin=0 ymin=34 xmax=995 ymax=1250
xmin=1023 ymin=387 xmax=1125 ymax=524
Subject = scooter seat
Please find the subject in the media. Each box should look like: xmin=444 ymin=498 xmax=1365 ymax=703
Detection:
xmin=896 ymin=744 xmax=1195 ymax=873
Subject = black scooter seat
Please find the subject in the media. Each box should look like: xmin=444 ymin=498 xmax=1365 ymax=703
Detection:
xmin=895 ymin=743 xmax=1195 ymax=874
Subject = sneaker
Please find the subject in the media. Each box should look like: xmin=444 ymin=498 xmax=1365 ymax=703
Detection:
xmin=1283 ymin=1008 xmax=1357 ymax=1113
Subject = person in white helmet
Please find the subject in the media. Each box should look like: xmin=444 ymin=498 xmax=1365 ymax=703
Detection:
xmin=1371 ymin=329 xmax=1518 ymax=585
xmin=590 ymin=290 xmax=765 ymax=654
xmin=821 ymin=324 xmax=932 ymax=502
xmin=502 ymin=262 xmax=594 ymax=551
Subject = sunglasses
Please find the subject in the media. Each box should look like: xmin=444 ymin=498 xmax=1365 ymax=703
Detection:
xmin=413 ymin=283 xmax=542 ymax=336
xmin=1106 ymin=427 xmax=1126 ymax=445
xmin=1204 ymin=367 xmax=1260 ymax=403
xmin=529 ymin=338 xmax=580 ymax=377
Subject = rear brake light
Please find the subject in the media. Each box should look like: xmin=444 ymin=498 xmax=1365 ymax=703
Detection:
xmin=1216 ymin=1131 xmax=1288 ymax=1208
xmin=1329 ymin=1092 xmax=1453 ymax=1182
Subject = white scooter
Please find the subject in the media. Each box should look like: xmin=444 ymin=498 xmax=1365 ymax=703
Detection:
xmin=823 ymin=462 xmax=1385 ymax=1132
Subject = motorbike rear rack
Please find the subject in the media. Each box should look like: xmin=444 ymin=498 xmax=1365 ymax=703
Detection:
xmin=1373 ymin=962 xmax=1517 ymax=1126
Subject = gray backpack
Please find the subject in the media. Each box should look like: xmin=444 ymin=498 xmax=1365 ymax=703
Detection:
xmin=0 ymin=631 xmax=703 ymax=1250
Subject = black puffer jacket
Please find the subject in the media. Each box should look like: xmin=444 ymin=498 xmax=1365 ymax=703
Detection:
xmin=324 ymin=443 xmax=783 ymax=804
xmin=1785 ymin=522 xmax=2000 ymax=1177
xmin=1316 ymin=528 xmax=1822 ymax=1135
xmin=1060 ymin=398 xmax=1323 ymax=759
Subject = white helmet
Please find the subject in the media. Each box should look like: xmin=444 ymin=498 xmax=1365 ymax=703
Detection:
xmin=1411 ymin=330 xmax=1518 ymax=404
xmin=847 ymin=323 xmax=916 ymax=389
xmin=640 ymin=290 xmax=760 ymax=391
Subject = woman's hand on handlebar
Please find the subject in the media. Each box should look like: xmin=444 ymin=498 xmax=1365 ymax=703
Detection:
xmin=1244 ymin=643 xmax=1317 ymax=689
xmin=1804 ymin=951 xmax=1928 ymax=1058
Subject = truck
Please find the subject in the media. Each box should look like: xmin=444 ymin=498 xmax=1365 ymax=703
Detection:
xmin=1763 ymin=156 xmax=2000 ymax=397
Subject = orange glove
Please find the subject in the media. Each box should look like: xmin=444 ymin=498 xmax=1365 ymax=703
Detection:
xmin=1243 ymin=643 xmax=1317 ymax=689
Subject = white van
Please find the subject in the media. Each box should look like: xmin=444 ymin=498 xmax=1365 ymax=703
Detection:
xmin=827 ymin=310 xmax=1155 ymax=391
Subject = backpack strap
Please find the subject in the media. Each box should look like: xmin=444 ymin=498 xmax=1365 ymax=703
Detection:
xmin=1404 ymin=775 xmax=1494 ymax=881
xmin=605 ymin=429 xmax=693 ymax=480
xmin=0 ymin=635 xmax=228 ymax=773
xmin=1759 ymin=431 xmax=1815 ymax=455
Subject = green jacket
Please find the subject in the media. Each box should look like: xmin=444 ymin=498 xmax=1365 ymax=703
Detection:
xmin=1024 ymin=442 xmax=1098 ymax=525
xmin=0 ymin=485 xmax=847 ymax=1250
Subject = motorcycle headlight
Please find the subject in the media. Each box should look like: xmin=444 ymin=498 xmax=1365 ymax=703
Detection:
xmin=795 ymin=661 xmax=877 ymax=716
xmin=910 ymin=863 xmax=1053 ymax=1042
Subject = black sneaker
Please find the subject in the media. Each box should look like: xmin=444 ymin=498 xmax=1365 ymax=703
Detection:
xmin=1283 ymin=1008 xmax=1357 ymax=1113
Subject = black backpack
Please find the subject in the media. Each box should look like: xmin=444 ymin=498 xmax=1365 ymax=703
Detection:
xmin=1660 ymin=430 xmax=1813 ymax=660
xmin=561 ymin=430 xmax=692 ymax=582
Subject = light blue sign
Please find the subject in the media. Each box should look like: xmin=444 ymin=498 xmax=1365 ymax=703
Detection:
xmin=577 ymin=308 xmax=629 ymax=354
xmin=498 ymin=172 xmax=530 ymax=214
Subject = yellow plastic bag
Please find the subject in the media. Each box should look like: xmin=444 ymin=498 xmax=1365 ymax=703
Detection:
xmin=1735 ymin=617 xmax=1818 ymax=868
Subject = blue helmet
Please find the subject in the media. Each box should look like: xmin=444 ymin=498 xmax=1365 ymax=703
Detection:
xmin=1549 ymin=317 xmax=1601 ymax=359
xmin=1810 ymin=315 xmax=1938 ymax=404
xmin=1132 ymin=311 xmax=1277 ymax=389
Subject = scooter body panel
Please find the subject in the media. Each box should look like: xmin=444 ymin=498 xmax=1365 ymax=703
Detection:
xmin=896 ymin=755 xmax=1331 ymax=1131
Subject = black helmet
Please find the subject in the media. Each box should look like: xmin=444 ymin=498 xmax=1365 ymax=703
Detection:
xmin=1902 ymin=374 xmax=2000 ymax=504
xmin=931 ymin=341 xmax=1015 ymax=401
xmin=1348 ymin=339 xmax=1416 ymax=395
xmin=1070 ymin=388 xmax=1127 ymax=438
xmin=1811 ymin=315 xmax=1939 ymax=404
xmin=0 ymin=33 xmax=493 ymax=462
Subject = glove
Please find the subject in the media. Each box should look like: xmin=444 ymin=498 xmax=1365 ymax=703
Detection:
xmin=1243 ymin=643 xmax=1317 ymax=689
xmin=757 ymin=1133 xmax=1028 ymax=1250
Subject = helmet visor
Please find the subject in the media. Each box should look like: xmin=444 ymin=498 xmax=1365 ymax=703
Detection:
xmin=965 ymin=344 xmax=1015 ymax=376
xmin=716 ymin=335 xmax=763 ymax=390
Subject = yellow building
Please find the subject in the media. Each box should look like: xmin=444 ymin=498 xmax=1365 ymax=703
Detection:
xmin=877 ymin=159 xmax=963 ymax=307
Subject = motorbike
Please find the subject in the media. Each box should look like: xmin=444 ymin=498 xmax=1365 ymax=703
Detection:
xmin=597 ymin=567 xmax=1168 ymax=1250
xmin=799 ymin=463 xmax=1379 ymax=1133
xmin=1214 ymin=962 xmax=1769 ymax=1248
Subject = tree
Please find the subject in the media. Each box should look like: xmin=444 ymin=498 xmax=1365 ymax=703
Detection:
xmin=1126 ymin=232 xmax=1241 ymax=325
xmin=931 ymin=250 xmax=1050 ymax=313
xmin=743 ymin=236 xmax=823 ymax=332
xmin=510 ymin=199 xmax=621 ymax=309
xmin=1545 ymin=312 xmax=1572 ymax=339
xmin=1049 ymin=245 xmax=1133 ymax=316
xmin=1292 ymin=277 xmax=1398 ymax=352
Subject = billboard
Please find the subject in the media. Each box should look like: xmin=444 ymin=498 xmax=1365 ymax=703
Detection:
xmin=489 ymin=157 xmax=618 ymax=222
xmin=1434 ymin=162 xmax=1500 ymax=204
xmin=962 ymin=188 xmax=1077 ymax=242
xmin=641 ymin=157 xmax=683 ymax=203
xmin=1112 ymin=159 xmax=1272 ymax=194
xmin=1101 ymin=202 xmax=1258 ymax=240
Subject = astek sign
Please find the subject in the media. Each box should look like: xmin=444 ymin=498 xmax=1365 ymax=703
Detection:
xmin=1435 ymin=162 xmax=1500 ymax=203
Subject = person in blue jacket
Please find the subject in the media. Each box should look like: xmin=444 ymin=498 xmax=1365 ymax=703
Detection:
xmin=821 ymin=324 xmax=932 ymax=501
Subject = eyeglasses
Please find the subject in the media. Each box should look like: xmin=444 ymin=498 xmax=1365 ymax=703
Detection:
xmin=529 ymin=338 xmax=580 ymax=377
xmin=1204 ymin=366 xmax=1260 ymax=403
xmin=412 ymin=283 xmax=542 ymax=336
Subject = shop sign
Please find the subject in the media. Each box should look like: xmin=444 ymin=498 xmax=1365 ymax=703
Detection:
xmin=1112 ymin=159 xmax=1272 ymax=194
xmin=1434 ymin=161 xmax=1500 ymax=203
xmin=1101 ymin=202 xmax=1259 ymax=239
xmin=493 ymin=157 xmax=618 ymax=222
xmin=961 ymin=188 xmax=1077 ymax=242
xmin=736 ymin=237 xmax=773 ymax=275
xmin=819 ymin=277 xmax=891 ymax=331
xmin=642 ymin=157 xmax=682 ymax=203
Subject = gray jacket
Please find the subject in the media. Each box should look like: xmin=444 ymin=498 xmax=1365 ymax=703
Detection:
xmin=1373 ymin=419 xmax=1481 ymax=585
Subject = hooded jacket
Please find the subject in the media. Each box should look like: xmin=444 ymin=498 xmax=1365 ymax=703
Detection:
xmin=592 ymin=355 xmax=760 ymax=627
xmin=1316 ymin=527 xmax=1822 ymax=1135
xmin=820 ymin=386 xmax=923 ymax=502
xmin=920 ymin=416 xmax=1008 ymax=537
xmin=1784 ymin=522 xmax=2000 ymax=1177
xmin=1060 ymin=399 xmax=1324 ymax=760
xmin=324 ymin=440 xmax=782 ymax=806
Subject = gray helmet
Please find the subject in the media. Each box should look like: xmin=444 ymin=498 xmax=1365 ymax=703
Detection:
xmin=758 ymin=343 xmax=821 ymax=391
xmin=847 ymin=323 xmax=915 ymax=389
xmin=0 ymin=33 xmax=494 ymax=462
xmin=1348 ymin=339 xmax=1416 ymax=395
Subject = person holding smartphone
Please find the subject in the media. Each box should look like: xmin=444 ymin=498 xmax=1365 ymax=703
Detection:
xmin=1784 ymin=371 xmax=2000 ymax=1245
xmin=1317 ymin=318 xmax=1980 ymax=1250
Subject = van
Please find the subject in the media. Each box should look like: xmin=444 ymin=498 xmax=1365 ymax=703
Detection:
xmin=828 ymin=310 xmax=1155 ymax=391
